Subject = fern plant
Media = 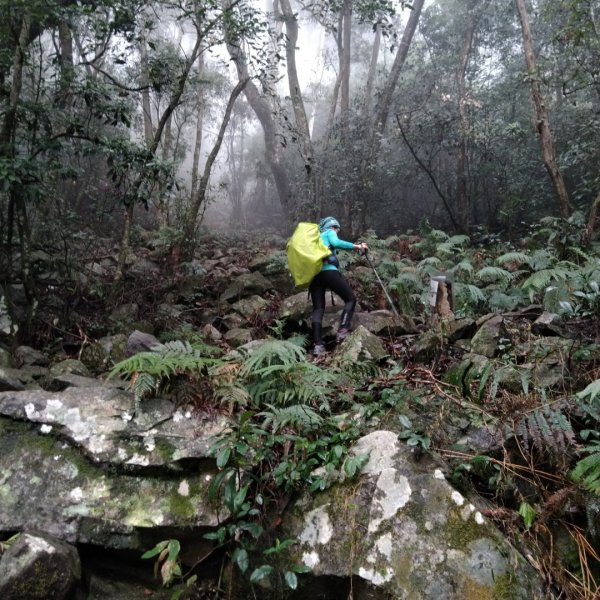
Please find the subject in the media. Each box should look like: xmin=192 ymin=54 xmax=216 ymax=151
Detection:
xmin=108 ymin=340 xmax=223 ymax=414
xmin=572 ymin=442 xmax=600 ymax=493
xmin=514 ymin=405 xmax=575 ymax=464
xmin=237 ymin=339 xmax=337 ymax=408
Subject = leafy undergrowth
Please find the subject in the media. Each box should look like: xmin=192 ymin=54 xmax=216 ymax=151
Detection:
xmin=83 ymin=215 xmax=600 ymax=598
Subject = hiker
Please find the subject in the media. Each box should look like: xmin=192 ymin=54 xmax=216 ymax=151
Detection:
xmin=309 ymin=217 xmax=368 ymax=356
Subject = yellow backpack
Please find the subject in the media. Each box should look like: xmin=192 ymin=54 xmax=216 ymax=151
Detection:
xmin=286 ymin=222 xmax=331 ymax=289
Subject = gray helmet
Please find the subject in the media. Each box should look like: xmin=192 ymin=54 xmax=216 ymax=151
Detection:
xmin=319 ymin=217 xmax=340 ymax=232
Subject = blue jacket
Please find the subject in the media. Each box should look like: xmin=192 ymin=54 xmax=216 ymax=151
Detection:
xmin=321 ymin=229 xmax=354 ymax=272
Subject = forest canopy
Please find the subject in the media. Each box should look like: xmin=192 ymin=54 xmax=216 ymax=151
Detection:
xmin=1 ymin=0 xmax=600 ymax=335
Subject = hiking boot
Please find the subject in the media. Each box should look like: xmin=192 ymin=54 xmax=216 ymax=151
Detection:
xmin=313 ymin=344 xmax=327 ymax=356
xmin=336 ymin=327 xmax=350 ymax=342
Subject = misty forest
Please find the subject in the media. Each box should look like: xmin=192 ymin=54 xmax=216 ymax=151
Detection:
xmin=4 ymin=0 xmax=600 ymax=599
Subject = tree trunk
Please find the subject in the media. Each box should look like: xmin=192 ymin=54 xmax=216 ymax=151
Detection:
xmin=115 ymin=34 xmax=203 ymax=282
xmin=514 ymin=0 xmax=572 ymax=218
xmin=372 ymin=0 xmax=425 ymax=139
xmin=279 ymin=0 xmax=318 ymax=220
xmin=354 ymin=0 xmax=424 ymax=233
xmin=0 ymin=11 xmax=36 ymax=339
xmin=339 ymin=0 xmax=352 ymax=139
xmin=583 ymin=190 xmax=600 ymax=245
xmin=182 ymin=78 xmax=248 ymax=256
xmin=58 ymin=18 xmax=74 ymax=110
xmin=455 ymin=0 xmax=479 ymax=232
xmin=139 ymin=38 xmax=154 ymax=147
xmin=223 ymin=0 xmax=293 ymax=221
xmin=190 ymin=54 xmax=204 ymax=200
xmin=362 ymin=23 xmax=381 ymax=118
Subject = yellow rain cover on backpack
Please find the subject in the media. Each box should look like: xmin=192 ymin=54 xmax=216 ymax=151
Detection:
xmin=286 ymin=222 xmax=331 ymax=289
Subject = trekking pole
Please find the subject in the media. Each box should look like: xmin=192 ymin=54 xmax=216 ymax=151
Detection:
xmin=363 ymin=250 xmax=402 ymax=320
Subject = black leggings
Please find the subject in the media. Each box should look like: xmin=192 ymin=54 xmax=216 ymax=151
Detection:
xmin=309 ymin=270 xmax=356 ymax=340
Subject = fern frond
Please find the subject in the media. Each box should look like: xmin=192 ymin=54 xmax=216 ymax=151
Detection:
xmin=528 ymin=249 xmax=555 ymax=271
xmin=240 ymin=340 xmax=306 ymax=376
xmin=542 ymin=284 xmax=571 ymax=314
xmin=450 ymin=260 xmax=474 ymax=276
xmin=496 ymin=251 xmax=531 ymax=267
xmin=514 ymin=405 xmax=575 ymax=462
xmin=475 ymin=266 xmax=515 ymax=284
xmin=260 ymin=404 xmax=324 ymax=433
xmin=454 ymin=282 xmax=486 ymax=305
xmin=577 ymin=379 xmax=600 ymax=403
xmin=567 ymin=246 xmax=595 ymax=264
xmin=521 ymin=267 xmax=572 ymax=301
xmin=213 ymin=383 xmax=251 ymax=411
xmin=428 ymin=228 xmax=449 ymax=241
xmin=389 ymin=271 xmax=423 ymax=289
xmin=436 ymin=235 xmax=470 ymax=254
xmin=132 ymin=372 xmax=158 ymax=414
xmin=572 ymin=442 xmax=600 ymax=493
xmin=489 ymin=290 xmax=524 ymax=312
xmin=418 ymin=256 xmax=443 ymax=268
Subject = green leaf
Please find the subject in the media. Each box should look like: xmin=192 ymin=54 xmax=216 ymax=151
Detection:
xmin=518 ymin=502 xmax=536 ymax=530
xmin=141 ymin=540 xmax=169 ymax=559
xmin=284 ymin=571 xmax=298 ymax=589
xmin=233 ymin=548 xmax=249 ymax=573
xmin=250 ymin=564 xmax=274 ymax=583
xmin=344 ymin=453 xmax=369 ymax=478
xmin=577 ymin=379 xmax=600 ymax=403
xmin=167 ymin=539 xmax=181 ymax=562
xmin=216 ymin=447 xmax=231 ymax=469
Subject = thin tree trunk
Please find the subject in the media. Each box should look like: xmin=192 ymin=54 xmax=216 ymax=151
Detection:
xmin=362 ymin=23 xmax=381 ymax=118
xmin=115 ymin=35 xmax=203 ymax=282
xmin=514 ymin=0 xmax=572 ymax=218
xmin=182 ymin=78 xmax=248 ymax=255
xmin=190 ymin=53 xmax=204 ymax=200
xmin=58 ymin=18 xmax=74 ymax=110
xmin=1 ymin=11 xmax=35 ymax=338
xmin=140 ymin=38 xmax=154 ymax=146
xmin=583 ymin=190 xmax=600 ymax=245
xmin=279 ymin=0 xmax=318 ymax=219
xmin=223 ymin=0 xmax=293 ymax=220
xmin=339 ymin=0 xmax=352 ymax=139
xmin=371 ymin=0 xmax=425 ymax=139
xmin=455 ymin=0 xmax=478 ymax=232
xmin=354 ymin=0 xmax=424 ymax=233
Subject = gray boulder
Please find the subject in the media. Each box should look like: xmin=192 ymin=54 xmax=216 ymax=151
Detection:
xmin=0 ymin=386 xmax=228 ymax=549
xmin=220 ymin=272 xmax=273 ymax=303
xmin=125 ymin=330 xmax=160 ymax=357
xmin=0 ymin=532 xmax=81 ymax=600
xmin=284 ymin=431 xmax=545 ymax=599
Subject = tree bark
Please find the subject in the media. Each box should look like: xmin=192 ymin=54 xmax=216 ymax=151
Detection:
xmin=279 ymin=0 xmax=318 ymax=220
xmin=362 ymin=23 xmax=381 ymax=119
xmin=372 ymin=0 xmax=425 ymax=140
xmin=182 ymin=78 xmax=248 ymax=254
xmin=223 ymin=0 xmax=293 ymax=220
xmin=58 ymin=18 xmax=74 ymax=110
xmin=339 ymin=0 xmax=352 ymax=139
xmin=354 ymin=0 xmax=424 ymax=233
xmin=455 ymin=0 xmax=479 ymax=232
xmin=190 ymin=53 xmax=204 ymax=200
xmin=1 ymin=11 xmax=36 ymax=338
xmin=514 ymin=0 xmax=572 ymax=218
xmin=139 ymin=37 xmax=154 ymax=147
xmin=583 ymin=190 xmax=600 ymax=245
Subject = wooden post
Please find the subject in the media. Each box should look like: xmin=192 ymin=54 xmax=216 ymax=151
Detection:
xmin=429 ymin=275 xmax=454 ymax=325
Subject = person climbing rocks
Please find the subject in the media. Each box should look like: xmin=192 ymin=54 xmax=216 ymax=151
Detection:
xmin=309 ymin=217 xmax=368 ymax=356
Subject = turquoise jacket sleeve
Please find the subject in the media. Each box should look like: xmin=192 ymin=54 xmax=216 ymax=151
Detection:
xmin=322 ymin=229 xmax=354 ymax=250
